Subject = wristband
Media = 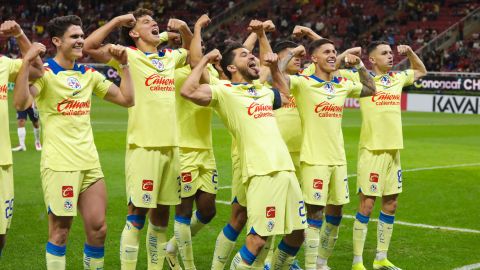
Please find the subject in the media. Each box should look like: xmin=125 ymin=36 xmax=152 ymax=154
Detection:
xmin=354 ymin=61 xmax=365 ymax=70
xmin=119 ymin=63 xmax=129 ymax=69
xmin=14 ymin=31 xmax=24 ymax=38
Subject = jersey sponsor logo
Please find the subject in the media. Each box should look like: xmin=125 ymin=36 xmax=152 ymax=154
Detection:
xmin=0 ymin=84 xmax=7 ymax=100
xmin=142 ymin=180 xmax=154 ymax=191
xmin=66 ymin=77 xmax=82 ymax=90
xmin=62 ymin=186 xmax=74 ymax=198
xmin=266 ymin=206 xmax=276 ymax=218
xmin=247 ymin=102 xmax=274 ymax=119
xmin=371 ymin=91 xmax=401 ymax=106
xmin=57 ymin=98 xmax=91 ymax=116
xmin=313 ymin=179 xmax=323 ymax=190
xmin=181 ymin=172 xmax=192 ymax=183
xmin=145 ymin=74 xmax=175 ymax=92
xmin=151 ymin=59 xmax=165 ymax=71
xmin=369 ymin=172 xmax=379 ymax=183
xmin=314 ymin=101 xmax=343 ymax=118
xmin=281 ymin=96 xmax=297 ymax=109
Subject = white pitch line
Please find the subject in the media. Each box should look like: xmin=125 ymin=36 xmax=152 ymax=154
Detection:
xmin=217 ymin=163 xmax=480 ymax=190
xmin=215 ymin=199 xmax=480 ymax=234
xmin=453 ymin=263 xmax=480 ymax=270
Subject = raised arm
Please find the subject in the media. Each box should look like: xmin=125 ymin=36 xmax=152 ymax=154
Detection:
xmin=13 ymin=43 xmax=46 ymax=110
xmin=397 ymin=45 xmax=427 ymax=81
xmin=292 ymin=25 xmax=322 ymax=41
xmin=248 ymin=20 xmax=273 ymax=65
xmin=181 ymin=49 xmax=221 ymax=106
xmin=243 ymin=33 xmax=257 ymax=52
xmin=103 ymin=45 xmax=135 ymax=107
xmin=336 ymin=47 xmax=362 ymax=69
xmin=167 ymin=19 xmax=193 ymax=50
xmin=264 ymin=52 xmax=290 ymax=104
xmin=84 ymin=14 xmax=136 ymax=63
xmin=279 ymin=45 xmax=306 ymax=73
xmin=190 ymin=14 xmax=211 ymax=68
xmin=345 ymin=54 xmax=376 ymax=97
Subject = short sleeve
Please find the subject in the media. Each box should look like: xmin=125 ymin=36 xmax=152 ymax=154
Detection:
xmin=159 ymin=32 xmax=169 ymax=43
xmin=271 ymin=88 xmax=282 ymax=110
xmin=338 ymin=68 xmax=360 ymax=82
xmin=173 ymin=48 xmax=188 ymax=68
xmin=400 ymin=69 xmax=415 ymax=87
xmin=289 ymin=75 xmax=301 ymax=95
xmin=106 ymin=47 xmax=136 ymax=71
xmin=347 ymin=79 xmax=363 ymax=98
xmin=208 ymin=83 xmax=223 ymax=107
xmin=8 ymin=59 xmax=23 ymax=82
xmin=32 ymin=73 xmax=46 ymax=95
xmin=299 ymin=63 xmax=315 ymax=76
xmin=92 ymin=70 xmax=113 ymax=99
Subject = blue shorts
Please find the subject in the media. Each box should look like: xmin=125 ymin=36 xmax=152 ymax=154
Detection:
xmin=17 ymin=107 xmax=39 ymax=122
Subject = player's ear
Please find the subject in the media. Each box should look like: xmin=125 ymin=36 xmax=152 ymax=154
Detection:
xmin=129 ymin=29 xmax=140 ymax=40
xmin=227 ymin=64 xmax=237 ymax=74
xmin=369 ymin=55 xmax=375 ymax=65
xmin=311 ymin=54 xmax=318 ymax=64
xmin=52 ymin=36 xmax=62 ymax=47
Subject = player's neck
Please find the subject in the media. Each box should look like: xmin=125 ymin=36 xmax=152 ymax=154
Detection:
xmin=373 ymin=66 xmax=390 ymax=75
xmin=314 ymin=69 xmax=333 ymax=82
xmin=53 ymin=54 xmax=76 ymax=70
xmin=231 ymin=73 xmax=252 ymax=84
xmin=136 ymin=40 xmax=158 ymax=54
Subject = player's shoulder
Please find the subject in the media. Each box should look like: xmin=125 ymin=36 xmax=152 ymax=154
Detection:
xmin=158 ymin=47 xmax=186 ymax=57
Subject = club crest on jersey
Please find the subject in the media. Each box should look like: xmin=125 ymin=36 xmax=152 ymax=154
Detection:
xmin=142 ymin=193 xmax=152 ymax=204
xmin=66 ymin=77 xmax=81 ymax=90
xmin=266 ymin=220 xmax=275 ymax=232
xmin=151 ymin=59 xmax=165 ymax=71
xmin=183 ymin=184 xmax=192 ymax=193
xmin=380 ymin=75 xmax=391 ymax=86
xmin=247 ymin=86 xmax=258 ymax=97
xmin=313 ymin=192 xmax=321 ymax=200
xmin=370 ymin=183 xmax=378 ymax=193
xmin=324 ymin=82 xmax=335 ymax=94
xmin=64 ymin=199 xmax=73 ymax=211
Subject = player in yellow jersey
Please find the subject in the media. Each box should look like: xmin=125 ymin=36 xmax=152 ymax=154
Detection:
xmin=14 ymin=15 xmax=134 ymax=270
xmin=181 ymin=24 xmax=307 ymax=268
xmin=162 ymin=14 xmax=219 ymax=270
xmin=84 ymin=8 xmax=193 ymax=270
xmin=284 ymin=38 xmax=377 ymax=270
xmin=0 ymin=19 xmax=43 ymax=258
xmin=350 ymin=41 xmax=426 ymax=270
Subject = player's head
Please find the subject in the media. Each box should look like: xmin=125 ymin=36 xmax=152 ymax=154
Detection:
xmin=121 ymin=8 xmax=162 ymax=47
xmin=274 ymin=40 xmax=302 ymax=74
xmin=220 ymin=42 xmax=260 ymax=81
xmin=309 ymin=38 xmax=336 ymax=73
xmin=47 ymin=15 xmax=83 ymax=60
xmin=367 ymin=41 xmax=393 ymax=71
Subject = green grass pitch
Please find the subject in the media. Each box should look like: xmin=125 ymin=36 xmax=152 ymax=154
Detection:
xmin=3 ymin=95 xmax=480 ymax=269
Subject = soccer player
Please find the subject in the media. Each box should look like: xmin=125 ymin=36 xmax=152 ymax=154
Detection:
xmin=83 ymin=9 xmax=192 ymax=269
xmin=14 ymin=15 xmax=134 ymax=269
xmin=163 ymin=14 xmax=219 ymax=270
xmin=283 ymin=39 xmax=376 ymax=270
xmin=0 ymin=19 xmax=43 ymax=258
xmin=11 ymin=103 xmax=42 ymax=151
xmin=181 ymin=25 xmax=307 ymax=269
xmin=350 ymin=41 xmax=426 ymax=270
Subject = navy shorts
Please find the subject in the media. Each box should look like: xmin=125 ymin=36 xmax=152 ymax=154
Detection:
xmin=17 ymin=107 xmax=39 ymax=122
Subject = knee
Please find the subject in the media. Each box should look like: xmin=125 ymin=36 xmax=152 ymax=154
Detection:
xmin=197 ymin=206 xmax=216 ymax=224
xmin=50 ymin=227 xmax=70 ymax=246
xmin=382 ymin=200 xmax=398 ymax=215
xmin=247 ymin=234 xmax=266 ymax=254
xmin=359 ymin=200 xmax=375 ymax=217
xmin=306 ymin=204 xmax=324 ymax=220
xmin=92 ymin=222 xmax=107 ymax=241
xmin=231 ymin=207 xmax=247 ymax=230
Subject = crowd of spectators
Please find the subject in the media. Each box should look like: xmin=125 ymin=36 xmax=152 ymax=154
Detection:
xmin=0 ymin=0 xmax=478 ymax=71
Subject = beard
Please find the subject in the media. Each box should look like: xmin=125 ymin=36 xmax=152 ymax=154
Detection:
xmin=238 ymin=66 xmax=259 ymax=81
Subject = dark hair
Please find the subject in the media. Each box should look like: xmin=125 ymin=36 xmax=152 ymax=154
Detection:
xmin=120 ymin=8 xmax=154 ymax=47
xmin=273 ymin=40 xmax=299 ymax=53
xmin=308 ymin=38 xmax=335 ymax=55
xmin=367 ymin=40 xmax=390 ymax=55
xmin=47 ymin=15 xmax=82 ymax=39
xmin=220 ymin=42 xmax=245 ymax=80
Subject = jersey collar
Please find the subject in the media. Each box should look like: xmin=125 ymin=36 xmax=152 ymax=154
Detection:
xmin=309 ymin=74 xmax=340 ymax=83
xmin=46 ymin=58 xmax=85 ymax=75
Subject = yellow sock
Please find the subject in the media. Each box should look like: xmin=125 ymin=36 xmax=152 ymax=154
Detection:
xmin=230 ymin=251 xmax=252 ymax=269
xmin=46 ymin=252 xmax=66 ymax=270
xmin=212 ymin=224 xmax=239 ymax=270
xmin=174 ymin=216 xmax=195 ymax=270
xmin=353 ymin=212 xmax=369 ymax=262
xmin=120 ymin=219 xmax=141 ymax=270
xmin=376 ymin=211 xmax=395 ymax=260
xmin=147 ymin=221 xmax=167 ymax=270
xmin=252 ymin=236 xmax=273 ymax=269
xmin=166 ymin=235 xmax=177 ymax=254
xmin=83 ymin=244 xmax=104 ymax=270
xmin=263 ymin=235 xmax=276 ymax=266
xmin=304 ymin=225 xmax=320 ymax=269
xmin=318 ymin=215 xmax=342 ymax=264
xmin=190 ymin=210 xmax=207 ymax=236
xmin=271 ymin=240 xmax=299 ymax=270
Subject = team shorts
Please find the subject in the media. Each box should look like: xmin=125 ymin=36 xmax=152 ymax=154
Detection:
xmin=357 ymin=148 xmax=402 ymax=197
xmin=300 ymin=163 xmax=350 ymax=206
xmin=290 ymin=151 xmax=301 ymax=180
xmin=17 ymin=107 xmax=39 ymax=122
xmin=179 ymin=148 xmax=218 ymax=198
xmin=41 ymin=167 xmax=104 ymax=216
xmin=246 ymin=171 xmax=307 ymax=237
xmin=0 ymin=165 xmax=14 ymax=234
xmin=125 ymin=145 xmax=181 ymax=208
